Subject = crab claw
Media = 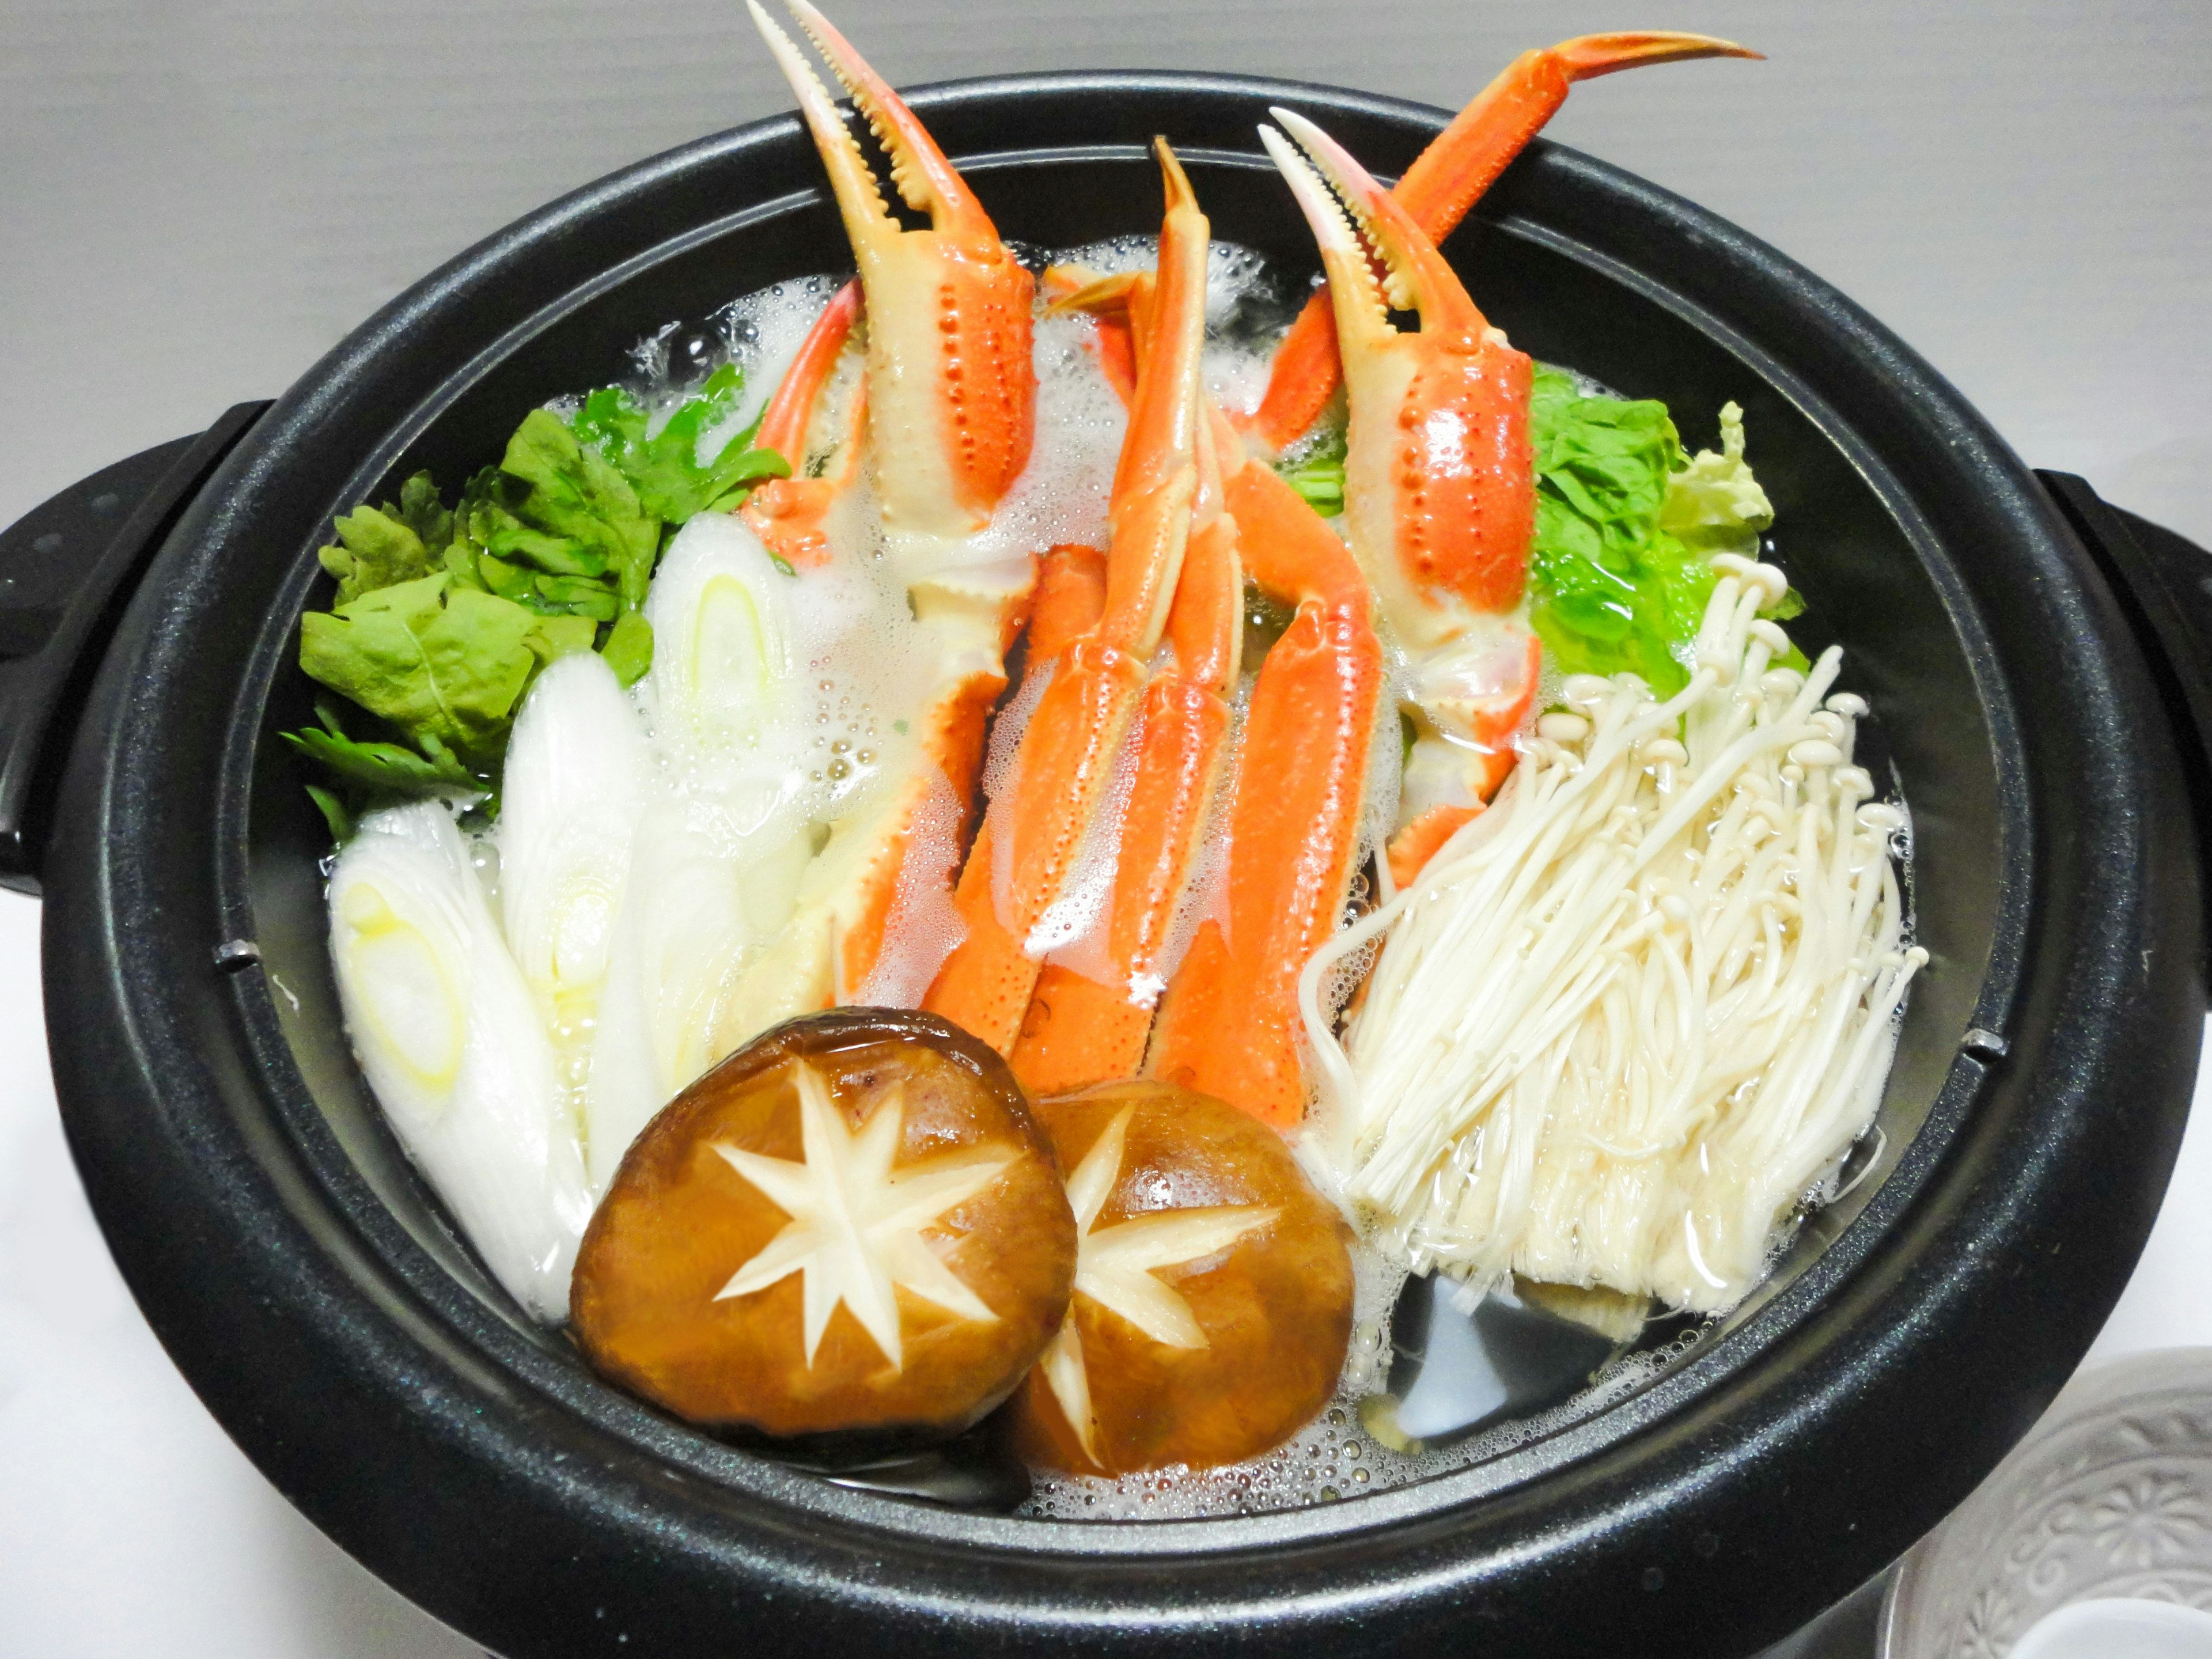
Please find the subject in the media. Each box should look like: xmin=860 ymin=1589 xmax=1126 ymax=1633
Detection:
xmin=748 ymin=0 xmax=997 ymax=247
xmin=1248 ymin=31 xmax=1759 ymax=453
xmin=1263 ymin=108 xmax=1540 ymax=882
xmin=739 ymin=276 xmax=864 ymax=570
xmin=1262 ymin=107 xmax=1533 ymax=638
xmin=747 ymin=0 xmax=1034 ymax=539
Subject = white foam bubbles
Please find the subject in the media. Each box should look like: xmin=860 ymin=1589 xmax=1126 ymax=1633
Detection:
xmin=1050 ymin=235 xmax=1293 ymax=420
xmin=703 ymin=274 xmax=852 ymax=458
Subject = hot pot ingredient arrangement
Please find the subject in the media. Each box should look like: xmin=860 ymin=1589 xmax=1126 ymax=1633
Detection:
xmin=300 ymin=3 xmax=1925 ymax=1505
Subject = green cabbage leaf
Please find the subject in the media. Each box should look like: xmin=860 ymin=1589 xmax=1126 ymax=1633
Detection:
xmin=1525 ymin=368 xmax=1788 ymax=699
xmin=289 ymin=363 xmax=787 ymax=831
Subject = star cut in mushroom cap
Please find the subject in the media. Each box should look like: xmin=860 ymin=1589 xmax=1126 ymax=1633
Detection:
xmin=1014 ymin=1080 xmax=1355 ymax=1476
xmin=713 ymin=1064 xmax=1016 ymax=1369
xmin=1040 ymin=1103 xmax=1277 ymax=1460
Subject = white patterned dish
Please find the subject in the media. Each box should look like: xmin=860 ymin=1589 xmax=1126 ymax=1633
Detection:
xmin=2008 ymin=1598 xmax=2212 ymax=1659
xmin=1883 ymin=1349 xmax=2212 ymax=1658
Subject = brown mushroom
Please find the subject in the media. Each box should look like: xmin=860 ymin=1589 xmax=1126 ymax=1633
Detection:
xmin=571 ymin=1009 xmax=1077 ymax=1445
xmin=1011 ymin=1080 xmax=1354 ymax=1475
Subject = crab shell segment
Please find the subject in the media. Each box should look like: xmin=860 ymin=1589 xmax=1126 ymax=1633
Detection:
xmin=748 ymin=0 xmax=1035 ymax=541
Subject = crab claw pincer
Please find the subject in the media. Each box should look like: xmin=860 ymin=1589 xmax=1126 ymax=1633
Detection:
xmin=747 ymin=0 xmax=1035 ymax=544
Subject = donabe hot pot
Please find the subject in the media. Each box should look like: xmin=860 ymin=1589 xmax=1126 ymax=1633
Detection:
xmin=9 ymin=72 xmax=2212 ymax=1659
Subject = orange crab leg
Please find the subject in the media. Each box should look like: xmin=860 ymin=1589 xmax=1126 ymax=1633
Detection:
xmin=740 ymin=277 xmax=862 ymax=570
xmin=1247 ymin=31 xmax=1759 ymax=454
xmin=1045 ymin=265 xmax=1144 ymax=407
xmin=1028 ymin=542 xmax=1111 ymax=661
xmin=1146 ymin=410 xmax=1384 ymax=1127
xmin=1014 ymin=397 xmax=1243 ymax=1096
xmin=925 ymin=140 xmax=1212 ymax=1054
xmin=921 ymin=541 xmax=1108 ymax=1043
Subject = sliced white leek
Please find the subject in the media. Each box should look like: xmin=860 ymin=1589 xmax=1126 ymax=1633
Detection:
xmin=583 ymin=801 xmax=812 ymax=1192
xmin=577 ymin=511 xmax=819 ymax=1190
xmin=498 ymin=652 xmax=647 ymax=1089
xmin=640 ymin=511 xmax=797 ymax=804
xmin=328 ymin=803 xmax=592 ymax=1320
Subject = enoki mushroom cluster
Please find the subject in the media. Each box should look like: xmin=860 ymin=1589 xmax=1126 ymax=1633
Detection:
xmin=1304 ymin=558 xmax=1925 ymax=1313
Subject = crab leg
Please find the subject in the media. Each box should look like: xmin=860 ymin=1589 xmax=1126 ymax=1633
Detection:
xmin=1008 ymin=271 xmax=1385 ymax=1122
xmin=739 ymin=276 xmax=863 ymax=569
xmin=1145 ymin=409 xmax=1385 ymax=1127
xmin=1263 ymin=109 xmax=1543 ymax=891
xmin=1028 ymin=542 xmax=1111 ymax=658
xmin=1247 ymin=31 xmax=1759 ymax=454
xmin=925 ymin=140 xmax=1213 ymax=1054
xmin=1014 ymin=374 xmax=1244 ymax=1096
xmin=717 ymin=3 xmax=1039 ymax=1040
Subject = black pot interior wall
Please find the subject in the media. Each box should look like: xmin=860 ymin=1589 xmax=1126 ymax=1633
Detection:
xmin=241 ymin=124 xmax=2010 ymax=1513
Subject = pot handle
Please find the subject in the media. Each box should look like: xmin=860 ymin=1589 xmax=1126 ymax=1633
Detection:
xmin=0 ymin=402 xmax=269 ymax=896
xmin=2040 ymin=471 xmax=2212 ymax=993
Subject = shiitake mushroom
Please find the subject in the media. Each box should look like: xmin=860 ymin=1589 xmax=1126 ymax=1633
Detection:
xmin=1012 ymin=1080 xmax=1355 ymax=1475
xmin=571 ymin=1009 xmax=1077 ymax=1446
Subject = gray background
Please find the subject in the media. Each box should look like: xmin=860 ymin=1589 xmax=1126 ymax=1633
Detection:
xmin=2 ymin=2 xmax=2209 ymax=1654
xmin=6 ymin=0 xmax=2210 ymax=545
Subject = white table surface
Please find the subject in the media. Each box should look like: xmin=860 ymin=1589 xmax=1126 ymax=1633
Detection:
xmin=2 ymin=1 xmax=2208 ymax=1652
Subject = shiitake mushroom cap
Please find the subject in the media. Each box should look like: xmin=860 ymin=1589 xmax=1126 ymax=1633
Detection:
xmin=1012 ymin=1080 xmax=1355 ymax=1476
xmin=571 ymin=1008 xmax=1077 ymax=1446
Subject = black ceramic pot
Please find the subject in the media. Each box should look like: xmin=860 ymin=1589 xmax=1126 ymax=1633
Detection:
xmin=10 ymin=71 xmax=2212 ymax=1659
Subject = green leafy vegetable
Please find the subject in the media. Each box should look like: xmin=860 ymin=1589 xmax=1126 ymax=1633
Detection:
xmin=528 ymin=614 xmax=601 ymax=664
xmin=388 ymin=471 xmax=453 ymax=555
xmin=1525 ymin=367 xmax=1709 ymax=697
xmin=298 ymin=573 xmax=553 ymax=763
xmin=599 ymin=611 xmax=654 ymax=688
xmin=571 ymin=362 xmax=791 ymax=523
xmin=1278 ymin=426 xmax=1347 ymax=518
xmin=304 ymin=784 xmax=354 ymax=843
xmin=1525 ymin=369 xmax=1788 ymax=698
xmin=1656 ymin=399 xmax=1774 ymax=556
xmin=319 ymin=502 xmax=432 ymax=606
xmin=475 ymin=410 xmax=661 ymax=612
xmin=282 ymin=701 xmax=478 ymax=797
xmin=289 ymin=362 xmax=794 ymax=833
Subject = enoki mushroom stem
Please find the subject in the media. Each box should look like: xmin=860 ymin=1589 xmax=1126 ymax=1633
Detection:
xmin=1301 ymin=559 xmax=1926 ymax=1313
